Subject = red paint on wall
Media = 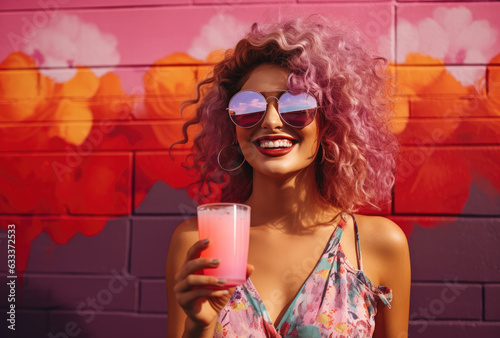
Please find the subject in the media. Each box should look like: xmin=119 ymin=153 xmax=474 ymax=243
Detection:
xmin=0 ymin=52 xmax=203 ymax=276
xmin=1 ymin=48 xmax=500 ymax=279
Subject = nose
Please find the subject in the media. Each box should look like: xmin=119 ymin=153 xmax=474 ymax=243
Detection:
xmin=260 ymin=97 xmax=283 ymax=130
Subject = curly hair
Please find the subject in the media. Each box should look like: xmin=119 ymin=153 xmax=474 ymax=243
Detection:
xmin=175 ymin=15 xmax=398 ymax=212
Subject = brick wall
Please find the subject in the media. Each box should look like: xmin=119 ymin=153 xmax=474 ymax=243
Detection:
xmin=0 ymin=0 xmax=499 ymax=337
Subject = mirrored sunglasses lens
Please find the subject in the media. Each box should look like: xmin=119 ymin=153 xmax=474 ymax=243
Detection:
xmin=278 ymin=92 xmax=317 ymax=127
xmin=228 ymin=91 xmax=266 ymax=127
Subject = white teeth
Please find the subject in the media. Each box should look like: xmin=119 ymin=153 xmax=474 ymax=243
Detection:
xmin=258 ymin=139 xmax=293 ymax=148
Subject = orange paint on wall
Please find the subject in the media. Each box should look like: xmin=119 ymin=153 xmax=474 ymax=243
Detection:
xmin=2 ymin=48 xmax=500 ymax=278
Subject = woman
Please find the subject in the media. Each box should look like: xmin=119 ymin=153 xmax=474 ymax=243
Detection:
xmin=166 ymin=15 xmax=411 ymax=337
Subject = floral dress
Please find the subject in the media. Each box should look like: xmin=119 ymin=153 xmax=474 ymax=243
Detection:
xmin=215 ymin=213 xmax=393 ymax=337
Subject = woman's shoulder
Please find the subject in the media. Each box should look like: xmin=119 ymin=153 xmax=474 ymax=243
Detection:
xmin=354 ymin=214 xmax=408 ymax=256
xmin=167 ymin=218 xmax=199 ymax=264
xmin=170 ymin=217 xmax=199 ymax=250
xmin=174 ymin=217 xmax=199 ymax=233
xmin=166 ymin=218 xmax=200 ymax=282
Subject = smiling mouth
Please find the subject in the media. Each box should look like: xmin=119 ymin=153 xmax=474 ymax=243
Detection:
xmin=252 ymin=138 xmax=297 ymax=157
xmin=257 ymin=139 xmax=294 ymax=149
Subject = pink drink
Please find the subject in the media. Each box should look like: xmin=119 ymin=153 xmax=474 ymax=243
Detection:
xmin=197 ymin=203 xmax=251 ymax=287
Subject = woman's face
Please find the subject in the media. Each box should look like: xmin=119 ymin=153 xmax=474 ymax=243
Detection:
xmin=235 ymin=64 xmax=320 ymax=178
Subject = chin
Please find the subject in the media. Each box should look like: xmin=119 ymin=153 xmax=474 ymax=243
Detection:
xmin=244 ymin=147 xmax=317 ymax=178
xmin=254 ymin=161 xmax=308 ymax=178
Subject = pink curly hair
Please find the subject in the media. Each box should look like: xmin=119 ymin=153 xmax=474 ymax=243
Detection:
xmin=176 ymin=15 xmax=398 ymax=212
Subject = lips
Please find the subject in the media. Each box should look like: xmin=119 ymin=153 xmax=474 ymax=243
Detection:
xmin=252 ymin=135 xmax=298 ymax=157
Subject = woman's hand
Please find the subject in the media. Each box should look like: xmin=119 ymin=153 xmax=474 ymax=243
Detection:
xmin=174 ymin=238 xmax=229 ymax=329
xmin=173 ymin=238 xmax=254 ymax=332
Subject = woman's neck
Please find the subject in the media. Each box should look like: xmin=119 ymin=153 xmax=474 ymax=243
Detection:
xmin=245 ymin=165 xmax=340 ymax=232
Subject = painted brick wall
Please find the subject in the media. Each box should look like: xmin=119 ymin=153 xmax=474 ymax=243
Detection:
xmin=0 ymin=0 xmax=499 ymax=337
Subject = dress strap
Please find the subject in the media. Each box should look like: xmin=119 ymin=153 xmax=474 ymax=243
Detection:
xmin=351 ymin=214 xmax=363 ymax=271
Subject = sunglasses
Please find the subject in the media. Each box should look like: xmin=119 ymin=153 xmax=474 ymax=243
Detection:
xmin=227 ymin=90 xmax=318 ymax=128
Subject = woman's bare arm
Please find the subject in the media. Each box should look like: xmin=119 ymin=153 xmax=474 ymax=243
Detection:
xmin=166 ymin=218 xmax=251 ymax=337
xmin=166 ymin=218 xmax=197 ymax=337
xmin=372 ymin=218 xmax=411 ymax=338
xmin=166 ymin=218 xmax=224 ymax=338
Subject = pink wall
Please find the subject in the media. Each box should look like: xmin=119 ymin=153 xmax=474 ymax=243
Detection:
xmin=0 ymin=0 xmax=499 ymax=337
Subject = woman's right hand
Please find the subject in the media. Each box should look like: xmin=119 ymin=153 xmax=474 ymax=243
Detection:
xmin=173 ymin=238 xmax=247 ymax=331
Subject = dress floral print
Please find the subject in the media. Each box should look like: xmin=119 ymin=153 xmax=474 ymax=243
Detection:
xmin=215 ymin=214 xmax=393 ymax=337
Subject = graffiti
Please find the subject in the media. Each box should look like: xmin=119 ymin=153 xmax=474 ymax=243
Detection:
xmin=0 ymin=2 xmax=499 ymax=336
xmin=7 ymin=0 xmax=70 ymax=51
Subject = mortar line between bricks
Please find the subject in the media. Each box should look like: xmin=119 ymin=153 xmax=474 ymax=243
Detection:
xmin=3 ymin=274 xmax=492 ymax=283
xmin=136 ymin=277 xmax=166 ymax=281
xmin=0 ymin=272 xmax=137 ymax=278
xmin=131 ymin=213 xmax=198 ymax=217
xmin=0 ymin=119 xmax=193 ymax=126
xmin=45 ymin=309 xmax=50 ymax=337
xmin=486 ymin=67 xmax=491 ymax=97
xmin=131 ymin=151 xmax=136 ymax=216
xmin=0 ymin=149 xmax=192 ymax=155
xmin=0 ymin=4 xmax=200 ymax=14
xmin=1 ymin=115 xmax=493 ymax=123
xmin=125 ymin=215 xmax=139 ymax=311
xmin=394 ymin=0 xmax=500 ymax=5
xmin=409 ymin=319 xmax=499 ymax=323
xmin=411 ymin=280 xmax=489 ymax=284
xmin=43 ymin=309 xmax=168 ymax=316
xmin=137 ymin=278 xmax=143 ymax=313
xmin=0 ymin=150 xmax=166 ymax=155
xmin=2 ymin=2 xmax=316 ymax=15
xmin=126 ymin=218 xmax=133 ymax=275
xmin=399 ymin=142 xmax=500 ymax=149
xmin=0 ymin=2 xmax=409 ymax=15
xmin=2 ymin=61 xmax=497 ymax=72
xmin=13 ymin=307 xmax=170 ymax=316
xmin=0 ymin=212 xmax=132 ymax=217
xmin=2 ymin=116 xmax=500 ymax=128
xmin=411 ymin=279 xmax=482 ymax=287
xmin=482 ymin=283 xmax=486 ymax=321
xmin=396 ymin=62 xmax=498 ymax=67
xmin=0 ymin=149 xmax=190 ymax=155
xmin=0 ymin=214 xmax=196 ymax=220
xmin=130 ymin=214 xmax=197 ymax=219
xmin=399 ymin=143 xmax=500 ymax=147
xmin=0 ymin=114 xmax=484 ymax=121
xmin=2 ymin=144 xmax=500 ymax=156
xmin=394 ymin=116 xmax=500 ymax=120
xmin=390 ymin=213 xmax=500 ymax=218
xmin=0 ymin=213 xmax=496 ymax=220
xmin=0 ymin=3 xmax=226 ymax=15
xmin=0 ymin=63 xmax=217 ymax=71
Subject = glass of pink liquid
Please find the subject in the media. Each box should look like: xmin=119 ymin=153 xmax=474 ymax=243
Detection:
xmin=197 ymin=203 xmax=251 ymax=287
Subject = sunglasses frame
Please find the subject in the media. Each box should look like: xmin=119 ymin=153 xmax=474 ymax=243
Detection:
xmin=226 ymin=89 xmax=318 ymax=129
